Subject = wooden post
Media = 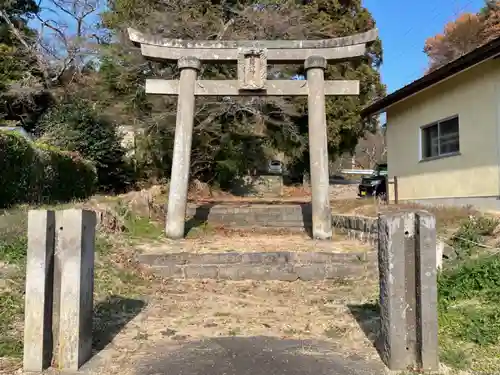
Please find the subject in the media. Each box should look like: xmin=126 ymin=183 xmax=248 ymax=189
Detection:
xmin=378 ymin=211 xmax=439 ymax=371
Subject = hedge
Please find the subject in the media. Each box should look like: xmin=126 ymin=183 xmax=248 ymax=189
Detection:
xmin=0 ymin=132 xmax=97 ymax=207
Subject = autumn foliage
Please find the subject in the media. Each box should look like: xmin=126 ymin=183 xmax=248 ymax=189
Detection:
xmin=424 ymin=1 xmax=500 ymax=72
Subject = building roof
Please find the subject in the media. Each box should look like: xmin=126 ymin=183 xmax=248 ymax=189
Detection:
xmin=361 ymin=35 xmax=500 ymax=117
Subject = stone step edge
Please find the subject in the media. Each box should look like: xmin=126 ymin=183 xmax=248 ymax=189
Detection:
xmin=146 ymin=262 xmax=377 ymax=281
xmin=138 ymin=251 xmax=376 ymax=266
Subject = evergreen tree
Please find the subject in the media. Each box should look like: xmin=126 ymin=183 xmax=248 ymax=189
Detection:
xmin=95 ymin=0 xmax=384 ymax=185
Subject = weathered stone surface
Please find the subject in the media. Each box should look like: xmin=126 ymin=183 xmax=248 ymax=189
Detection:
xmin=324 ymin=264 xmax=367 ymax=279
xmin=415 ymin=212 xmax=439 ymax=371
xmin=138 ymin=253 xmax=188 ymax=266
xmin=237 ymin=48 xmax=267 ymax=90
xmin=290 ymin=252 xmax=365 ymax=264
xmin=141 ymin=44 xmax=368 ymax=64
xmin=178 ymin=56 xmax=201 ymax=70
xmin=185 ymin=205 xmax=379 ymax=243
xmin=188 ymin=252 xmax=243 ymax=265
xmin=290 ymin=252 xmax=337 ymax=264
xmin=218 ymin=264 xmax=297 ymax=281
xmin=305 ymin=55 xmax=327 ymax=70
xmin=165 ymin=57 xmax=199 ymax=240
xmin=24 ymin=210 xmax=56 ymax=372
xmin=154 ymin=265 xmax=185 ymax=278
xmin=241 ymin=252 xmax=289 ymax=265
xmin=55 ymin=209 xmax=96 ymax=371
xmin=307 ymin=59 xmax=331 ymax=240
xmin=377 ymin=211 xmax=440 ymax=371
xmin=230 ymin=175 xmax=284 ymax=197
xmin=128 ymin=27 xmax=378 ymax=49
xmin=184 ymin=265 xmax=219 ymax=279
xmin=294 ymin=264 xmax=326 ymax=280
xmin=146 ymin=79 xmax=359 ymax=96
xmin=378 ymin=213 xmax=408 ymax=370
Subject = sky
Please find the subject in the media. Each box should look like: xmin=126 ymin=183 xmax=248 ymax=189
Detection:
xmin=363 ymin=0 xmax=485 ymax=94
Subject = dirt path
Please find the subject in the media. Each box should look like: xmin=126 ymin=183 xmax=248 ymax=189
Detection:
xmin=74 ymin=277 xmax=382 ymax=375
xmin=136 ymin=232 xmax=373 ymax=254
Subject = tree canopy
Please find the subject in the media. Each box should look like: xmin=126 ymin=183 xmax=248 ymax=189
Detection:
xmin=424 ymin=1 xmax=500 ymax=72
xmin=1 ymin=0 xmax=385 ymax=190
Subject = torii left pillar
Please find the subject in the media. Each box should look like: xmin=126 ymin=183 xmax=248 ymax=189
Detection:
xmin=165 ymin=56 xmax=200 ymax=239
xmin=305 ymin=56 xmax=332 ymax=240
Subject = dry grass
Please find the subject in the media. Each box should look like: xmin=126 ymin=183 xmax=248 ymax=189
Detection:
xmin=328 ymin=198 xmax=477 ymax=236
xmin=136 ymin=230 xmax=372 ymax=254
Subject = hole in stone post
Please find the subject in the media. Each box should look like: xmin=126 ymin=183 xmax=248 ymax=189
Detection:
xmin=404 ymin=231 xmax=409 ymax=236
xmin=59 ymin=227 xmax=63 ymax=230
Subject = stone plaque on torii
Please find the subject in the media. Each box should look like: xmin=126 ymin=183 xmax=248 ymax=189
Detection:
xmin=128 ymin=28 xmax=378 ymax=240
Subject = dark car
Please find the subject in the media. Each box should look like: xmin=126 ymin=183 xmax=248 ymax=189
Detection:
xmin=358 ymin=163 xmax=388 ymax=198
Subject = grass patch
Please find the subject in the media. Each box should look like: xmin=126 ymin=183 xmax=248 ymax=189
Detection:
xmin=438 ymin=217 xmax=500 ymax=372
xmin=0 ymin=208 xmax=28 ymax=360
xmin=114 ymin=200 xmax=164 ymax=240
xmin=0 ymin=281 xmax=24 ymax=358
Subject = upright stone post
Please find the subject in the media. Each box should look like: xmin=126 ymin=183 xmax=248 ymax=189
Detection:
xmin=415 ymin=212 xmax=439 ymax=371
xmin=23 ymin=210 xmax=56 ymax=372
xmin=378 ymin=211 xmax=439 ymax=372
xmin=305 ymin=55 xmax=332 ymax=240
xmin=165 ymin=56 xmax=201 ymax=239
xmin=55 ymin=209 xmax=96 ymax=370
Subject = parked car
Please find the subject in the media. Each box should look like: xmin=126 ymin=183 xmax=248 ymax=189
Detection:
xmin=358 ymin=163 xmax=388 ymax=198
xmin=267 ymin=160 xmax=283 ymax=174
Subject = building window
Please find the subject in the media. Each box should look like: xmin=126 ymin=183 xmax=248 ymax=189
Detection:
xmin=421 ymin=116 xmax=460 ymax=159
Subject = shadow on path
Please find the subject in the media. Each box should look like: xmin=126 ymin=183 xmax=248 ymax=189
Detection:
xmin=184 ymin=203 xmax=214 ymax=235
xmin=348 ymin=303 xmax=384 ymax=362
xmin=92 ymin=295 xmax=147 ymax=353
xmin=299 ymin=203 xmax=313 ymax=238
xmin=136 ymin=336 xmax=385 ymax=375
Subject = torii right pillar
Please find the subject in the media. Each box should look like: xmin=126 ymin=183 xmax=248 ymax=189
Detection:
xmin=305 ymin=56 xmax=332 ymax=240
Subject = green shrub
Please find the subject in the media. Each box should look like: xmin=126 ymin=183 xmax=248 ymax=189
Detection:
xmin=448 ymin=215 xmax=499 ymax=259
xmin=0 ymin=132 xmax=97 ymax=207
xmin=438 ymin=254 xmax=500 ymax=346
xmin=438 ymin=215 xmax=500 ymax=365
xmin=37 ymin=100 xmax=135 ymax=193
xmin=439 ymin=254 xmax=500 ymax=303
xmin=36 ymin=142 xmax=97 ymax=201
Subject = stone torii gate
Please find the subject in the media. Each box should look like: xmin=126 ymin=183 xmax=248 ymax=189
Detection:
xmin=128 ymin=28 xmax=378 ymax=240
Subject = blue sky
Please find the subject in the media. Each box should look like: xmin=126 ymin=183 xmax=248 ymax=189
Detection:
xmin=364 ymin=0 xmax=485 ymax=93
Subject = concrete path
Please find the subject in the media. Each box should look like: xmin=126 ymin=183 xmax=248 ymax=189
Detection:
xmin=134 ymin=336 xmax=385 ymax=375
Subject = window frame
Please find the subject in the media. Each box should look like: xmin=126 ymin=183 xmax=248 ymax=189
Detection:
xmin=420 ymin=115 xmax=460 ymax=161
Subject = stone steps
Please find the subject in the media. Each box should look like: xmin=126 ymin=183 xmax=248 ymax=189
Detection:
xmin=138 ymin=250 xmax=378 ymax=281
xmin=185 ymin=203 xmax=378 ymax=242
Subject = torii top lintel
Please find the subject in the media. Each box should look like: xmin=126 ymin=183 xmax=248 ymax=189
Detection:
xmin=127 ymin=28 xmax=378 ymax=64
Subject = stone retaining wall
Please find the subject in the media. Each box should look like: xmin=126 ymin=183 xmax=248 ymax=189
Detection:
xmin=186 ymin=203 xmax=377 ymax=242
xmin=331 ymin=214 xmax=378 ymax=243
xmin=230 ymin=175 xmax=284 ymax=197
xmin=139 ymin=251 xmax=377 ymax=281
